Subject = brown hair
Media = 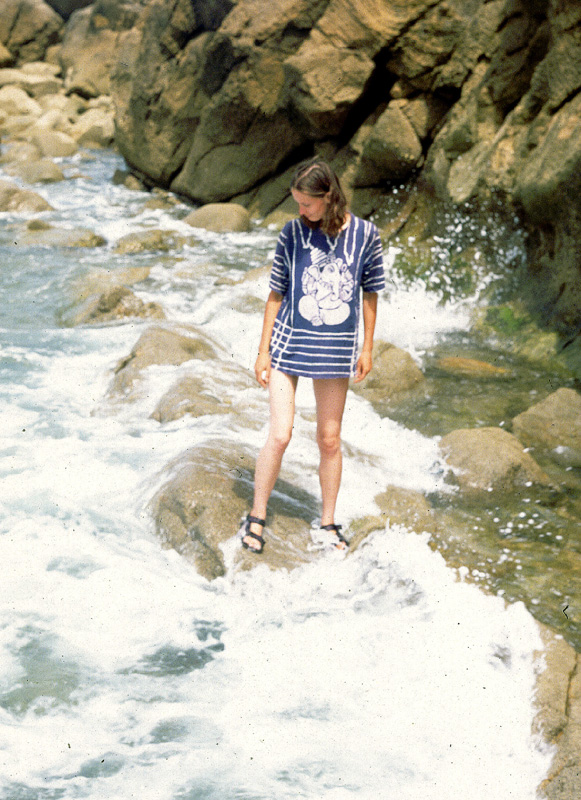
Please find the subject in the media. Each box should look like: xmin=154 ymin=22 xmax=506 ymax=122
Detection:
xmin=291 ymin=158 xmax=348 ymax=237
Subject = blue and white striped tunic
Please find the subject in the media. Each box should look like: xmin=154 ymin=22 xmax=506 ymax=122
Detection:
xmin=269 ymin=215 xmax=385 ymax=378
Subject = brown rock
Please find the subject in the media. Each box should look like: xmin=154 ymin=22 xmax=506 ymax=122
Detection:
xmin=184 ymin=203 xmax=252 ymax=233
xmin=352 ymin=341 xmax=425 ymax=404
xmin=435 ymin=356 xmax=511 ymax=378
xmin=439 ymin=426 xmax=556 ymax=495
xmin=512 ymin=388 xmax=581 ymax=466
xmin=0 ymin=179 xmax=53 ymax=212
xmin=64 ymin=286 xmax=165 ymax=327
xmin=0 ymin=0 xmax=63 ymax=64
xmin=108 ymin=325 xmax=217 ymax=400
xmin=150 ymin=442 xmax=320 ymax=580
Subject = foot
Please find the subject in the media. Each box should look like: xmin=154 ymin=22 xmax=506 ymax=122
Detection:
xmin=318 ymin=523 xmax=349 ymax=550
xmin=241 ymin=515 xmax=266 ymax=553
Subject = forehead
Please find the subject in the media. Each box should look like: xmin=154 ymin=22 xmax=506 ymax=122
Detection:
xmin=291 ymin=188 xmax=324 ymax=204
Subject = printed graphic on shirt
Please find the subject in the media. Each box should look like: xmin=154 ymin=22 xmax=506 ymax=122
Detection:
xmin=297 ymin=247 xmax=354 ymax=327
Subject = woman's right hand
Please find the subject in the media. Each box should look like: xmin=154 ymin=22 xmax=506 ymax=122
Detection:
xmin=254 ymin=352 xmax=271 ymax=387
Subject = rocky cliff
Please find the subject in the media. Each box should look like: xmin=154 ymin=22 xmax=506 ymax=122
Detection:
xmin=2 ymin=0 xmax=581 ymax=366
xmin=109 ymin=0 xmax=581 ymax=372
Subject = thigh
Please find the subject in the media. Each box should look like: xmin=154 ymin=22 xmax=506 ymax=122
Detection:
xmin=312 ymin=377 xmax=349 ymax=436
xmin=268 ymin=369 xmax=298 ymax=437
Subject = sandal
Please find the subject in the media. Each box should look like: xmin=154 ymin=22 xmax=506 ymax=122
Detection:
xmin=240 ymin=515 xmax=266 ymax=554
xmin=320 ymin=523 xmax=349 ymax=549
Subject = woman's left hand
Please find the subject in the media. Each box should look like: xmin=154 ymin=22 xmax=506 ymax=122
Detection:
xmin=354 ymin=351 xmax=372 ymax=383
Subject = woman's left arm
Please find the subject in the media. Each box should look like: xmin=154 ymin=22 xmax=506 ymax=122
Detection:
xmin=354 ymin=291 xmax=378 ymax=383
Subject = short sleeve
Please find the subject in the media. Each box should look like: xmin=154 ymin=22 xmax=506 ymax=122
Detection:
xmin=361 ymin=223 xmax=385 ymax=293
xmin=269 ymin=224 xmax=291 ymax=295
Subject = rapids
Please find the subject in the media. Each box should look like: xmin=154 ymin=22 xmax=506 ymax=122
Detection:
xmin=0 ymin=150 xmax=555 ymax=799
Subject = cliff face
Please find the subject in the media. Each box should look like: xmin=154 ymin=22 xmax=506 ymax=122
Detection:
xmin=2 ymin=0 xmax=581 ymax=364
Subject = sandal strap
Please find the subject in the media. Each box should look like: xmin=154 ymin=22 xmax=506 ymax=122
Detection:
xmin=247 ymin=515 xmax=266 ymax=527
xmin=243 ymin=531 xmax=265 ymax=545
xmin=320 ymin=523 xmax=348 ymax=545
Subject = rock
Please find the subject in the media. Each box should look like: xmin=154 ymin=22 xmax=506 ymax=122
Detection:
xmin=150 ymin=442 xmax=320 ymax=580
xmin=108 ymin=325 xmax=218 ymax=400
xmin=512 ymin=388 xmax=581 ymax=466
xmin=0 ymin=43 xmax=13 ymax=68
xmin=58 ymin=1 xmax=145 ymax=98
xmin=374 ymin=485 xmax=436 ymax=533
xmin=354 ymin=102 xmax=423 ymax=186
xmin=45 ymin=1 xmax=93 ymax=20
xmin=352 ymin=341 xmax=425 ymax=404
xmin=0 ymin=179 xmax=53 ymax=212
xmin=64 ymin=286 xmax=165 ymax=327
xmin=439 ymin=426 xmax=555 ymax=495
xmin=0 ymin=85 xmax=43 ymax=116
xmin=5 ymin=158 xmax=65 ymax=183
xmin=16 ymin=225 xmax=105 ymax=247
xmin=434 ymin=356 xmax=511 ymax=378
xmin=114 ymin=228 xmax=195 ymax=255
xmin=0 ymin=66 xmax=62 ymax=97
xmin=0 ymin=0 xmax=63 ymax=64
xmin=68 ymin=104 xmax=115 ymax=148
xmin=184 ymin=203 xmax=252 ymax=233
xmin=151 ymin=375 xmax=230 ymax=423
xmin=30 ymin=128 xmax=78 ymax=158
xmin=535 ymin=624 xmax=581 ymax=800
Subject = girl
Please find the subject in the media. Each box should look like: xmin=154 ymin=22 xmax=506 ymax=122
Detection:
xmin=241 ymin=158 xmax=385 ymax=553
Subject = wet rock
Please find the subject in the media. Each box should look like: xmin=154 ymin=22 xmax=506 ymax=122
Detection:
xmin=108 ymin=325 xmax=217 ymax=400
xmin=4 ymin=158 xmax=64 ymax=183
xmin=114 ymin=228 xmax=196 ymax=255
xmin=535 ymin=623 xmax=581 ymax=800
xmin=439 ymin=426 xmax=555 ymax=496
xmin=352 ymin=341 xmax=425 ymax=404
xmin=65 ymin=286 xmax=165 ymax=327
xmin=354 ymin=102 xmax=423 ymax=186
xmin=17 ymin=224 xmax=105 ymax=247
xmin=434 ymin=356 xmax=511 ymax=378
xmin=512 ymin=388 xmax=581 ymax=467
xmin=150 ymin=442 xmax=320 ymax=580
xmin=0 ymin=179 xmax=53 ymax=212
xmin=151 ymin=360 xmax=255 ymax=423
xmin=349 ymin=485 xmax=437 ymax=551
xmin=184 ymin=203 xmax=252 ymax=233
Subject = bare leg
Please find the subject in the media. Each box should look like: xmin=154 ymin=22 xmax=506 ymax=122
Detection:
xmin=313 ymin=377 xmax=349 ymax=529
xmin=243 ymin=369 xmax=298 ymax=549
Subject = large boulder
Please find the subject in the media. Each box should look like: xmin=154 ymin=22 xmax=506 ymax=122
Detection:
xmin=352 ymin=341 xmax=425 ymax=405
xmin=512 ymin=388 xmax=581 ymax=466
xmin=58 ymin=0 xmax=147 ymax=98
xmin=439 ymin=426 xmax=555 ymax=496
xmin=150 ymin=442 xmax=320 ymax=580
xmin=0 ymin=0 xmax=63 ymax=64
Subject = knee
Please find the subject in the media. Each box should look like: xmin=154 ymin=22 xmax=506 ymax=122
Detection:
xmin=269 ymin=427 xmax=293 ymax=454
xmin=317 ymin=427 xmax=341 ymax=457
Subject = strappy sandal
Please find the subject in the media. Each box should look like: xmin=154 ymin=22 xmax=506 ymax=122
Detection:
xmin=320 ymin=523 xmax=349 ymax=549
xmin=240 ymin=515 xmax=266 ymax=554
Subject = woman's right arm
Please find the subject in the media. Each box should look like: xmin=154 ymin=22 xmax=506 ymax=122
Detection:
xmin=255 ymin=289 xmax=283 ymax=387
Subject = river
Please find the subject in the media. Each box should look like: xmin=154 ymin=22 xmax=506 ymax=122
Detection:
xmin=0 ymin=150 xmax=555 ymax=798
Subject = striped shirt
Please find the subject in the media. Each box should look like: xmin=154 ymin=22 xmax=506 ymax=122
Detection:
xmin=269 ymin=215 xmax=385 ymax=378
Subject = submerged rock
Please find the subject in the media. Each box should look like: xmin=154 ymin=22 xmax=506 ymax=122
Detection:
xmin=65 ymin=286 xmax=165 ymax=327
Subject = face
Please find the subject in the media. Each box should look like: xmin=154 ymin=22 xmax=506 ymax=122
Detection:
xmin=292 ymin=188 xmax=329 ymax=223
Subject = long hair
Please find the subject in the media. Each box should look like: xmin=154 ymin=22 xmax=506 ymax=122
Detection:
xmin=291 ymin=158 xmax=348 ymax=237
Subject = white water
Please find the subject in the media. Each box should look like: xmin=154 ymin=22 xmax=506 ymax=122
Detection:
xmin=0 ymin=151 xmax=552 ymax=799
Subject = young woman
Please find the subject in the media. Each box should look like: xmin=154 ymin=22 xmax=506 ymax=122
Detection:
xmin=240 ymin=158 xmax=385 ymax=553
